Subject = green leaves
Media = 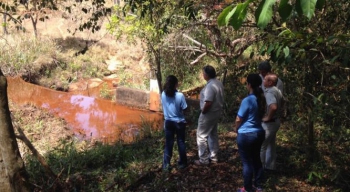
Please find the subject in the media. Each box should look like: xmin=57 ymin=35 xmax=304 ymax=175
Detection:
xmin=217 ymin=0 xmax=252 ymax=29
xmin=217 ymin=5 xmax=234 ymax=26
xmin=218 ymin=0 xmax=321 ymax=30
xmin=229 ymin=3 xmax=249 ymax=30
xmin=296 ymin=0 xmax=317 ymax=19
xmin=278 ymin=0 xmax=293 ymax=22
xmin=255 ymin=0 xmax=276 ymax=29
xmin=217 ymin=3 xmax=249 ymax=30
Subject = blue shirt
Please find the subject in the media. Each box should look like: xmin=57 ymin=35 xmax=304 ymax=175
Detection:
xmin=161 ymin=91 xmax=187 ymax=122
xmin=237 ymin=94 xmax=263 ymax=133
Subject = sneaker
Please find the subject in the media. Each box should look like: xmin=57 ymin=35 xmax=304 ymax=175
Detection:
xmin=237 ymin=187 xmax=256 ymax=192
xmin=178 ymin=164 xmax=188 ymax=170
xmin=253 ymin=186 xmax=263 ymax=192
xmin=210 ymin=159 xmax=218 ymax=164
xmin=194 ymin=160 xmax=209 ymax=166
xmin=237 ymin=187 xmax=247 ymax=192
xmin=162 ymin=165 xmax=172 ymax=172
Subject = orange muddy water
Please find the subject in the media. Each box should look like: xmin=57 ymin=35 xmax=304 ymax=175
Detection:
xmin=7 ymin=77 xmax=163 ymax=143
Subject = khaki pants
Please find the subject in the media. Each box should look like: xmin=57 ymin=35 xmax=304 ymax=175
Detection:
xmin=196 ymin=111 xmax=221 ymax=164
xmin=260 ymin=119 xmax=280 ymax=170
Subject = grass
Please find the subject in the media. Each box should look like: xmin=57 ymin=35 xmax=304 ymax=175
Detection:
xmin=24 ymin=120 xmax=165 ymax=191
xmin=10 ymin=100 xmax=349 ymax=191
xmin=18 ymin=121 xmax=346 ymax=191
xmin=0 ymin=33 xmax=60 ymax=76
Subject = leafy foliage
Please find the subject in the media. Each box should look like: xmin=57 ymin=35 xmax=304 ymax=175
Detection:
xmin=218 ymin=0 xmax=324 ymax=29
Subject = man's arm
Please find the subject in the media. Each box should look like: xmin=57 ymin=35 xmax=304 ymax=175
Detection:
xmin=262 ymin=103 xmax=277 ymax=122
xmin=201 ymin=101 xmax=212 ymax=114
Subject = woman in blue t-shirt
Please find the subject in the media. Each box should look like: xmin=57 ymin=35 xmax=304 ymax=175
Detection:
xmin=161 ymin=75 xmax=188 ymax=171
xmin=235 ymin=74 xmax=266 ymax=192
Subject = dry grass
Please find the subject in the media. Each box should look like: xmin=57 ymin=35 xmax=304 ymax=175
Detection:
xmin=1 ymin=6 xmax=151 ymax=90
xmin=9 ymin=102 xmax=74 ymax=158
xmin=0 ymin=33 xmax=61 ymax=76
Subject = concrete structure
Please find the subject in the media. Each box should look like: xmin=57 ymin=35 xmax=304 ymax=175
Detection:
xmin=115 ymin=87 xmax=200 ymax=112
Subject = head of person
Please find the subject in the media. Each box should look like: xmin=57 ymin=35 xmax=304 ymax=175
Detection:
xmin=247 ymin=73 xmax=262 ymax=90
xmin=263 ymin=73 xmax=278 ymax=88
xmin=163 ymin=75 xmax=178 ymax=97
xmin=258 ymin=61 xmax=272 ymax=78
xmin=202 ymin=65 xmax=216 ymax=81
xmin=247 ymin=73 xmax=265 ymax=118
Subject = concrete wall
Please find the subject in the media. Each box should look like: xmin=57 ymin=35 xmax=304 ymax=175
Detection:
xmin=115 ymin=87 xmax=200 ymax=111
xmin=115 ymin=87 xmax=150 ymax=109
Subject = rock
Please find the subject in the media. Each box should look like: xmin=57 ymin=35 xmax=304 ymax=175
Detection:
xmin=106 ymin=58 xmax=123 ymax=71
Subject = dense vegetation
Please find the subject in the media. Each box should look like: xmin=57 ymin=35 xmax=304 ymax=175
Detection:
xmin=1 ymin=0 xmax=349 ymax=191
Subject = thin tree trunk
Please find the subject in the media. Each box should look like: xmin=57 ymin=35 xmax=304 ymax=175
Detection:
xmin=0 ymin=69 xmax=31 ymax=192
xmin=3 ymin=12 xmax=8 ymax=35
xmin=154 ymin=49 xmax=163 ymax=94
xmin=308 ymin=115 xmax=315 ymax=161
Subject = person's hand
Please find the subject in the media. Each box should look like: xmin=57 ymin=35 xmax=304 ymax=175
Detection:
xmin=232 ymin=125 xmax=238 ymax=133
xmin=262 ymin=116 xmax=269 ymax=122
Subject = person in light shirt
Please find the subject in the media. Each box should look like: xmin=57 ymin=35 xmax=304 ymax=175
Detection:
xmin=194 ymin=65 xmax=224 ymax=166
xmin=260 ymin=73 xmax=283 ymax=172
xmin=161 ymin=75 xmax=188 ymax=171
xmin=235 ymin=74 xmax=266 ymax=192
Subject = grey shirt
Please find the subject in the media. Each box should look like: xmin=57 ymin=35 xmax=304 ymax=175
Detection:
xmin=264 ymin=86 xmax=283 ymax=119
xmin=200 ymin=78 xmax=224 ymax=113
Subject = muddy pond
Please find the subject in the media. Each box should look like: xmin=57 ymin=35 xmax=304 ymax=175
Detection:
xmin=7 ymin=77 xmax=163 ymax=143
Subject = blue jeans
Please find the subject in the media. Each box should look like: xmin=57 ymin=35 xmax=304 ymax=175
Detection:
xmin=237 ymin=131 xmax=265 ymax=191
xmin=163 ymin=120 xmax=187 ymax=169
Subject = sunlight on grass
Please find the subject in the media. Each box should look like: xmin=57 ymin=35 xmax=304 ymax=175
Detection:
xmin=0 ymin=34 xmax=61 ymax=76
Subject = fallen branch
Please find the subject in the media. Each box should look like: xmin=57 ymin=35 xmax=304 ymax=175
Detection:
xmin=190 ymin=52 xmax=207 ymax=65
xmin=11 ymin=114 xmax=66 ymax=191
xmin=182 ymin=33 xmax=206 ymax=48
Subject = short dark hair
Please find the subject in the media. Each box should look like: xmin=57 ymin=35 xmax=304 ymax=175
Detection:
xmin=203 ymin=65 xmax=216 ymax=78
xmin=258 ymin=61 xmax=271 ymax=72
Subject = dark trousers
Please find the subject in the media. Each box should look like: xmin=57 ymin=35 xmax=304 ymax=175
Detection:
xmin=237 ymin=131 xmax=265 ymax=191
xmin=162 ymin=120 xmax=187 ymax=169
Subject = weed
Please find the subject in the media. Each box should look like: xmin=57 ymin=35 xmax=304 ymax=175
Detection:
xmin=99 ymin=82 xmax=113 ymax=99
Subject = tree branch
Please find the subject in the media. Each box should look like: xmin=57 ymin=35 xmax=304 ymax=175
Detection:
xmin=190 ymin=52 xmax=207 ymax=65
xmin=11 ymin=114 xmax=65 ymax=190
xmin=0 ymin=11 xmax=22 ymax=24
xmin=182 ymin=33 xmax=206 ymax=49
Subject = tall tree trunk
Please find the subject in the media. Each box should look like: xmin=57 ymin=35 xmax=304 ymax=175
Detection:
xmin=0 ymin=70 xmax=31 ymax=192
xmin=0 ymin=155 xmax=11 ymax=192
